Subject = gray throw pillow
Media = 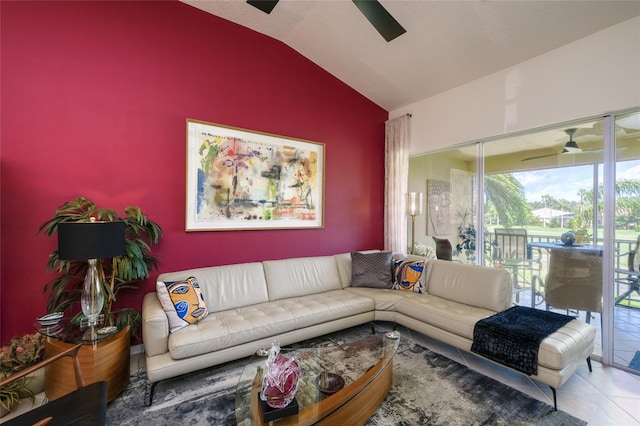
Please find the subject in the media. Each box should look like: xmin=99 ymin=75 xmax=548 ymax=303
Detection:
xmin=350 ymin=251 xmax=393 ymax=288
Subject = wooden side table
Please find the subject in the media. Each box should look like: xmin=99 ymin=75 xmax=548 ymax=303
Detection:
xmin=44 ymin=325 xmax=130 ymax=402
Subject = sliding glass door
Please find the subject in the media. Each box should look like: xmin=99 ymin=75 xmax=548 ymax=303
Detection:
xmin=408 ymin=108 xmax=640 ymax=372
xmin=612 ymin=111 xmax=640 ymax=372
xmin=483 ymin=120 xmax=605 ymax=354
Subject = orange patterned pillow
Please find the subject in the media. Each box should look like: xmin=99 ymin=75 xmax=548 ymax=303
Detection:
xmin=392 ymin=259 xmax=425 ymax=293
xmin=156 ymin=276 xmax=209 ymax=333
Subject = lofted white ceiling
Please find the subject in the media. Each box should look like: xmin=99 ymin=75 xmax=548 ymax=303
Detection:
xmin=182 ymin=0 xmax=640 ymax=111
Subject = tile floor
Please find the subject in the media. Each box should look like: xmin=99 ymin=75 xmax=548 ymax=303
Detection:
xmin=584 ymin=307 xmax=640 ymax=369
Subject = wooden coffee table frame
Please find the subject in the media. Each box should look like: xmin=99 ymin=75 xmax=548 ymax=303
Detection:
xmin=249 ymin=345 xmax=395 ymax=426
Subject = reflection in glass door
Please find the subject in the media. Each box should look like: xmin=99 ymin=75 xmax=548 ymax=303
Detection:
xmin=408 ymin=146 xmax=479 ymax=262
xmin=483 ymin=119 xmax=608 ymax=359
xmin=612 ymin=111 xmax=640 ymax=373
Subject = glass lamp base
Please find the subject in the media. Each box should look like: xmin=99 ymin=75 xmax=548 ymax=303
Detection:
xmin=81 ymin=258 xmax=105 ymax=329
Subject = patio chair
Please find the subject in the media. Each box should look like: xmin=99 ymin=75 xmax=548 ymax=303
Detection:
xmin=432 ymin=237 xmax=453 ymax=261
xmin=614 ymin=234 xmax=640 ymax=308
xmin=0 ymin=344 xmax=108 ymax=426
xmin=493 ymin=228 xmax=544 ymax=307
xmin=545 ymin=247 xmax=602 ymax=324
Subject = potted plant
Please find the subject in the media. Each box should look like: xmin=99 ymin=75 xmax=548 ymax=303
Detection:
xmin=0 ymin=376 xmax=36 ymax=417
xmin=1 ymin=333 xmax=45 ymax=377
xmin=38 ymin=196 xmax=163 ymax=335
xmin=454 ymin=225 xmax=476 ymax=262
xmin=409 ymin=242 xmax=436 ymax=259
xmin=0 ymin=333 xmax=45 ymax=417
xmin=574 ymin=228 xmax=590 ymax=244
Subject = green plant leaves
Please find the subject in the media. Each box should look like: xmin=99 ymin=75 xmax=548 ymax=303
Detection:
xmin=38 ymin=196 xmax=163 ymax=334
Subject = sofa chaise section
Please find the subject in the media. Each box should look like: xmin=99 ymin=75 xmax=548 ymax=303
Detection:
xmin=343 ymin=258 xmax=595 ymax=391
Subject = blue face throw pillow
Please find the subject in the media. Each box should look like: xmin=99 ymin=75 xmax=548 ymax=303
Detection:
xmin=392 ymin=258 xmax=426 ymax=293
xmin=156 ymin=276 xmax=209 ymax=333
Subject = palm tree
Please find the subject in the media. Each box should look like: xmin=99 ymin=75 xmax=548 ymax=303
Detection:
xmin=572 ymin=179 xmax=640 ymax=231
xmin=572 ymin=179 xmax=640 ymax=233
xmin=484 ymin=173 xmax=530 ymax=227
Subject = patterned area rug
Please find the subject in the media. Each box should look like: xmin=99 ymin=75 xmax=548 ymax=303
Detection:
xmin=106 ymin=324 xmax=586 ymax=425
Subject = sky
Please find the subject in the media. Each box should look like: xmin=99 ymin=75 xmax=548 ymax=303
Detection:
xmin=514 ymin=160 xmax=640 ymax=203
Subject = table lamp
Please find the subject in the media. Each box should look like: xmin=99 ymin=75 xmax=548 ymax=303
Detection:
xmin=407 ymin=192 xmax=423 ymax=254
xmin=57 ymin=219 xmax=125 ymax=327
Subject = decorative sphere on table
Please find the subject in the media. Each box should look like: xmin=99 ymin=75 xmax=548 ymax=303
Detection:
xmin=560 ymin=232 xmax=576 ymax=246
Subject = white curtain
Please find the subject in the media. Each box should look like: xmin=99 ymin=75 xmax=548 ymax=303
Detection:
xmin=384 ymin=115 xmax=410 ymax=254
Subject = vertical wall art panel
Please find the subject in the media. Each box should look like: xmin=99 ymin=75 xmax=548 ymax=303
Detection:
xmin=426 ymin=179 xmax=451 ymax=235
xmin=450 ymin=169 xmax=474 ymax=230
xmin=186 ymin=119 xmax=325 ymax=231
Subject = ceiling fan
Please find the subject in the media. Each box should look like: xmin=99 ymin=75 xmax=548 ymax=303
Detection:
xmin=521 ymin=128 xmax=604 ymax=162
xmin=246 ymin=0 xmax=407 ymax=42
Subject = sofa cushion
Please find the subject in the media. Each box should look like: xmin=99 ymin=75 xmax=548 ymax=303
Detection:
xmin=275 ymin=290 xmax=374 ymax=329
xmin=157 ymin=262 xmax=269 ymax=313
xmin=350 ymin=251 xmax=393 ymax=288
xmin=348 ymin=287 xmax=495 ymax=339
xmin=168 ymin=302 xmax=297 ymax=360
xmin=425 ymin=260 xmax=512 ymax=312
xmin=392 ymin=258 xmax=425 ymax=293
xmin=397 ymin=294 xmax=496 ymax=339
xmin=167 ymin=290 xmax=374 ymax=360
xmin=344 ymin=287 xmax=405 ymax=311
xmin=263 ymin=256 xmax=343 ymax=301
xmin=156 ymin=277 xmax=209 ymax=333
xmin=537 ymin=320 xmax=596 ymax=370
xmin=334 ymin=250 xmax=380 ymax=288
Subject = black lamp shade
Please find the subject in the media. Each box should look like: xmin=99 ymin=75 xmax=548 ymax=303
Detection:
xmin=57 ymin=221 xmax=126 ymax=260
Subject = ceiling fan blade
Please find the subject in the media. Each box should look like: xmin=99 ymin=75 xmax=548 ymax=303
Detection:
xmin=522 ymin=147 xmax=620 ymax=162
xmin=247 ymin=0 xmax=279 ymax=14
xmin=521 ymin=153 xmax=558 ymax=162
xmin=352 ymin=0 xmax=406 ymax=42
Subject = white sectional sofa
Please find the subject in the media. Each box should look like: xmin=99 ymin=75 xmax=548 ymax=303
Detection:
xmin=142 ymin=251 xmax=596 ymax=406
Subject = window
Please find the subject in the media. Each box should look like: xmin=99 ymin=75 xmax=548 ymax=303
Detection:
xmin=409 ymin=109 xmax=640 ymax=373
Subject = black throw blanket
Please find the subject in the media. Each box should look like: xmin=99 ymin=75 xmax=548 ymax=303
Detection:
xmin=471 ymin=306 xmax=573 ymax=375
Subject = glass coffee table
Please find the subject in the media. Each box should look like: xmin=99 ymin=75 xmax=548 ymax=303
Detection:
xmin=235 ymin=332 xmax=400 ymax=425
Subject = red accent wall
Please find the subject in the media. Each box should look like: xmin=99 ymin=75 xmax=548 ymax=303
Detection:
xmin=0 ymin=1 xmax=387 ymax=342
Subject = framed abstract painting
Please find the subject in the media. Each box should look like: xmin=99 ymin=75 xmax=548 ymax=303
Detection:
xmin=186 ymin=119 xmax=325 ymax=231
